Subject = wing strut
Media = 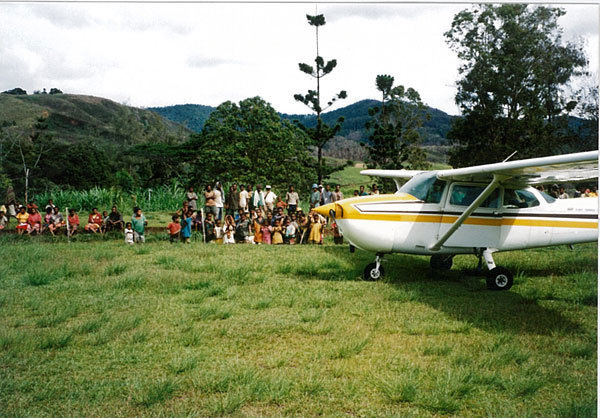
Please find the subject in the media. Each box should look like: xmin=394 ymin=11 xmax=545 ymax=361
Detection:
xmin=429 ymin=175 xmax=502 ymax=251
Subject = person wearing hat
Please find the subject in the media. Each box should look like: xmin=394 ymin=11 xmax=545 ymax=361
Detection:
xmin=310 ymin=184 xmax=321 ymax=208
xmin=264 ymin=185 xmax=276 ymax=213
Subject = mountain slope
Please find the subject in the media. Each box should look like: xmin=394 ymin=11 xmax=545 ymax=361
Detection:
xmin=150 ymin=99 xmax=456 ymax=145
xmin=0 ymin=93 xmax=191 ymax=147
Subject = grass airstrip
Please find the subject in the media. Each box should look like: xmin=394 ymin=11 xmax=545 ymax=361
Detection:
xmin=0 ymin=232 xmax=596 ymax=416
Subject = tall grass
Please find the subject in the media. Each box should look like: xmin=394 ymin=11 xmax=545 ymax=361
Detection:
xmin=35 ymin=183 xmax=185 ymax=213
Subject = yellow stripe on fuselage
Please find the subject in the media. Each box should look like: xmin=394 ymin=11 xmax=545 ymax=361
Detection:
xmin=340 ymin=212 xmax=597 ymax=229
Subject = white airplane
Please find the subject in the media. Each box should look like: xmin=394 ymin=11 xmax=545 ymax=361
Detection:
xmin=314 ymin=151 xmax=599 ymax=290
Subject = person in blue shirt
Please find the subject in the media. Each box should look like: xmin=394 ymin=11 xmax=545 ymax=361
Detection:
xmin=180 ymin=210 xmax=194 ymax=244
xmin=310 ymin=184 xmax=321 ymax=208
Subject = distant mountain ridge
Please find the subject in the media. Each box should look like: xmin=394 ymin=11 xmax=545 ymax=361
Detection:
xmin=150 ymin=99 xmax=457 ymax=146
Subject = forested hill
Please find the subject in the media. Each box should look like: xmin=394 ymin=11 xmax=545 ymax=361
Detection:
xmin=150 ymin=99 xmax=457 ymax=145
xmin=0 ymin=93 xmax=191 ymax=147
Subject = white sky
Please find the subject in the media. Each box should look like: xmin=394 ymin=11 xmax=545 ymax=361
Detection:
xmin=0 ymin=2 xmax=597 ymax=116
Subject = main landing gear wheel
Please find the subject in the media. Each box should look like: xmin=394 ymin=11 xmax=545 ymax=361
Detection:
xmin=430 ymin=255 xmax=453 ymax=270
xmin=364 ymin=254 xmax=384 ymax=281
xmin=486 ymin=267 xmax=513 ymax=291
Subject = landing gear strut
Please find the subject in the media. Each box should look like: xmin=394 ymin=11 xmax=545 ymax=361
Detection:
xmin=363 ymin=254 xmax=384 ymax=281
xmin=482 ymin=249 xmax=513 ymax=291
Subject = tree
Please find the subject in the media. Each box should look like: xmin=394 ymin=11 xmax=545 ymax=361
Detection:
xmin=363 ymin=75 xmax=430 ymax=191
xmin=294 ymin=13 xmax=347 ymax=183
xmin=49 ymin=88 xmax=63 ymax=95
xmin=2 ymin=87 xmax=27 ymax=95
xmin=16 ymin=112 xmax=56 ymax=203
xmin=187 ymin=97 xmax=318 ymax=191
xmin=445 ymin=4 xmax=588 ymax=167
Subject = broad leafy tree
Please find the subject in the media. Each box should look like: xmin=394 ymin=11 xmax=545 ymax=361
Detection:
xmin=363 ymin=75 xmax=430 ymax=191
xmin=445 ymin=4 xmax=588 ymax=167
xmin=186 ymin=97 xmax=318 ymax=191
xmin=294 ymin=13 xmax=347 ymax=183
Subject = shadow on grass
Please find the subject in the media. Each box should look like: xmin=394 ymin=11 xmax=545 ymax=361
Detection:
xmin=318 ymin=246 xmax=584 ymax=336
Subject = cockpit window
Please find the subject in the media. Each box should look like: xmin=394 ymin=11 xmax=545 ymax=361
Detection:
xmin=540 ymin=191 xmax=556 ymax=204
xmin=503 ymin=189 xmax=540 ymax=208
xmin=449 ymin=185 xmax=500 ymax=208
xmin=398 ymin=173 xmax=447 ymax=203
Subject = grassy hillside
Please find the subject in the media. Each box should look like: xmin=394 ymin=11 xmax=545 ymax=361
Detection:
xmin=0 ymin=238 xmax=596 ymax=415
xmin=0 ymin=93 xmax=191 ymax=146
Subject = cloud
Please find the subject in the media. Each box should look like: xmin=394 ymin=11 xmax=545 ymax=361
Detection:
xmin=186 ymin=55 xmax=239 ymax=69
xmin=27 ymin=4 xmax=93 ymax=29
xmin=322 ymin=4 xmax=455 ymax=22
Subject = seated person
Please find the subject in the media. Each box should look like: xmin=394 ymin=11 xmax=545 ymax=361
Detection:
xmin=67 ymin=209 xmax=79 ymax=235
xmin=84 ymin=208 xmax=103 ymax=233
xmin=27 ymin=208 xmax=42 ymax=235
xmin=106 ymin=206 xmax=124 ymax=231
xmin=15 ymin=206 xmax=29 ymax=235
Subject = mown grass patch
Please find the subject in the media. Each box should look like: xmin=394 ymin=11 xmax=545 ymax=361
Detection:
xmin=0 ymin=240 xmax=595 ymax=415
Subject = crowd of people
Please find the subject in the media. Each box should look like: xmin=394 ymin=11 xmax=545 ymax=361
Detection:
xmin=0 ymin=182 xmax=596 ymax=243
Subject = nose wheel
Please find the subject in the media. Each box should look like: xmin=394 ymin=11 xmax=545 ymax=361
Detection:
xmin=363 ymin=254 xmax=384 ymax=281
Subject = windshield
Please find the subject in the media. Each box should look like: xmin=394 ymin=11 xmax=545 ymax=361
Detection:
xmin=398 ymin=172 xmax=446 ymax=203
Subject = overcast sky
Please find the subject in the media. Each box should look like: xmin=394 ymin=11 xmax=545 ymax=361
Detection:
xmin=0 ymin=2 xmax=597 ymax=116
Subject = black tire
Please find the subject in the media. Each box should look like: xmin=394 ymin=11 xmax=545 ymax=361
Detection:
xmin=486 ymin=267 xmax=514 ymax=291
xmin=430 ymin=255 xmax=453 ymax=270
xmin=363 ymin=263 xmax=384 ymax=281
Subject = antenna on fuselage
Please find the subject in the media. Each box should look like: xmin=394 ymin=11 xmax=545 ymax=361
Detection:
xmin=502 ymin=151 xmax=518 ymax=163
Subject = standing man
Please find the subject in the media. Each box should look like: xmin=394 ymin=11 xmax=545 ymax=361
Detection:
xmin=264 ymin=185 xmax=276 ymax=213
xmin=286 ymin=185 xmax=299 ymax=214
xmin=226 ymin=184 xmax=239 ymax=217
xmin=359 ymin=185 xmax=369 ymax=196
xmin=239 ymin=184 xmax=248 ymax=213
xmin=310 ymin=184 xmax=321 ymax=208
xmin=322 ymin=184 xmax=333 ymax=205
xmin=186 ymin=186 xmax=198 ymax=211
xmin=332 ymin=184 xmax=344 ymax=202
xmin=252 ymin=185 xmax=266 ymax=212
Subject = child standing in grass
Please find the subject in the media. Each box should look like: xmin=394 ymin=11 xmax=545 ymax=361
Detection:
xmin=180 ymin=210 xmax=194 ymax=244
xmin=124 ymin=222 xmax=134 ymax=245
xmin=167 ymin=215 xmax=181 ymax=243
xmin=272 ymin=218 xmax=284 ymax=245
xmin=131 ymin=207 xmax=147 ymax=243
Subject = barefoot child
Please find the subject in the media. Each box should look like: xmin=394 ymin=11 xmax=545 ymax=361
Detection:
xmin=167 ymin=214 xmax=181 ymax=243
xmin=124 ymin=222 xmax=134 ymax=245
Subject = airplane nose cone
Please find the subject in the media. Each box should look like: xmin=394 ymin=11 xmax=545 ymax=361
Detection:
xmin=313 ymin=203 xmax=335 ymax=218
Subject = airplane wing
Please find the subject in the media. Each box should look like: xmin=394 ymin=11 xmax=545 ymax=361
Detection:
xmin=436 ymin=151 xmax=598 ymax=186
xmin=359 ymin=169 xmax=425 ymax=179
xmin=361 ymin=151 xmax=598 ymax=186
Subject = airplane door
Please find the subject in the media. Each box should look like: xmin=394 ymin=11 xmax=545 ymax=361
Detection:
xmin=438 ymin=183 xmax=502 ymax=248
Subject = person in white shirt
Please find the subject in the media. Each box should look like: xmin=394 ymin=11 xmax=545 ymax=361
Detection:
xmin=239 ymin=185 xmax=248 ymax=212
xmin=285 ymin=185 xmax=299 ymax=214
xmin=252 ymin=185 xmax=266 ymax=212
xmin=186 ymin=186 xmax=198 ymax=211
xmin=264 ymin=185 xmax=277 ymax=212
xmin=214 ymin=182 xmax=225 ymax=220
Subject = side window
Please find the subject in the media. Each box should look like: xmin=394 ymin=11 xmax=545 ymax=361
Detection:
xmin=424 ymin=179 xmax=447 ymax=203
xmin=449 ymin=185 xmax=500 ymax=208
xmin=503 ymin=189 xmax=540 ymax=208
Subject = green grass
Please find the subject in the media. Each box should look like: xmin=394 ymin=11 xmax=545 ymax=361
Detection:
xmin=0 ymin=238 xmax=596 ymax=415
